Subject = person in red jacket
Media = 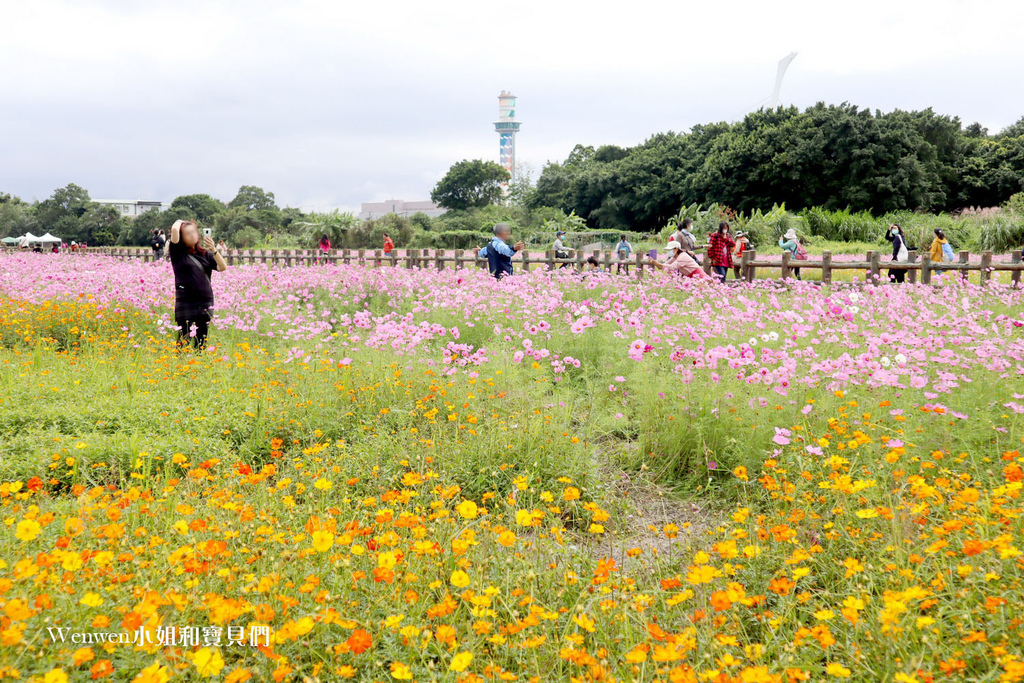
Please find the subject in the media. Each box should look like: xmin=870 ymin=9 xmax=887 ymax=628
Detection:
xmin=706 ymin=222 xmax=736 ymax=283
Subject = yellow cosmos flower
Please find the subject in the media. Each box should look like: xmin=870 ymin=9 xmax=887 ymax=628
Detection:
xmin=15 ymin=520 xmax=41 ymax=542
xmin=194 ymin=648 xmax=225 ymax=678
xmin=456 ymin=500 xmax=478 ymax=519
xmin=449 ymin=652 xmax=473 ymax=672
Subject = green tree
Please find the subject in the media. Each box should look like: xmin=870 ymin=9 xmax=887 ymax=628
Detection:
xmin=170 ymin=194 xmax=225 ymax=223
xmin=0 ymin=194 xmax=36 ymax=237
xmin=229 ymin=185 xmax=278 ymax=212
xmin=118 ymin=207 xmax=194 ymax=246
xmin=36 ymin=183 xmax=90 ymax=229
xmin=78 ymin=205 xmax=125 ymax=246
xmin=430 ymin=160 xmax=509 ymax=211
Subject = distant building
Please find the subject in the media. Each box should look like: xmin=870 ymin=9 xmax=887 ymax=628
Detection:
xmin=358 ymin=199 xmax=445 ymax=220
xmin=93 ymin=199 xmax=168 ymax=218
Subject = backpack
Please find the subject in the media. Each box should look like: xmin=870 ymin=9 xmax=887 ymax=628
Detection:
xmin=794 ymin=242 xmax=808 ymax=261
xmin=941 ymin=242 xmax=955 ymax=262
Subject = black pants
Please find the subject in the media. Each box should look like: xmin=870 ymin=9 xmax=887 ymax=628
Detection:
xmin=889 ymin=268 xmax=905 ymax=283
xmin=176 ymin=313 xmax=210 ymax=350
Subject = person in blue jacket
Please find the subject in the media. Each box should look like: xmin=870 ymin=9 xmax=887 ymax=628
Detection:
xmin=478 ymin=223 xmax=524 ymax=279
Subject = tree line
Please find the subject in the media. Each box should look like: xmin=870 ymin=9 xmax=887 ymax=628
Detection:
xmin=524 ymin=103 xmax=1024 ymax=233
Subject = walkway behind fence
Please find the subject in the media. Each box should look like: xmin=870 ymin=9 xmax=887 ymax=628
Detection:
xmin=82 ymin=246 xmax=1024 ymax=286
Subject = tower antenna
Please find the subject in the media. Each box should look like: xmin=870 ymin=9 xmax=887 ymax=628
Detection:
xmin=770 ymin=52 xmax=798 ymax=108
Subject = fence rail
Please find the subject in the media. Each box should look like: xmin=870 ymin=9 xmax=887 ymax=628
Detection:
xmin=81 ymin=246 xmax=1024 ymax=287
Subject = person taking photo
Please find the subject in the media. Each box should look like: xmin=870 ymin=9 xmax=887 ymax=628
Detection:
xmin=169 ymin=219 xmax=227 ymax=350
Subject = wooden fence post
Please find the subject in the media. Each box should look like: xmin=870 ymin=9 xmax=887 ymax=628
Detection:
xmin=271 ymin=249 xmax=279 ymax=267
xmin=980 ymin=251 xmax=992 ymax=285
xmin=959 ymin=250 xmax=969 ymax=283
xmin=780 ymin=252 xmax=791 ymax=280
xmin=920 ymin=254 xmax=932 ymax=285
xmin=545 ymin=249 xmax=555 ymax=270
xmin=521 ymin=249 xmax=530 ymax=272
xmin=742 ymin=250 xmax=755 ymax=282
xmin=406 ymin=249 xmax=416 ymax=269
xmin=821 ymin=251 xmax=832 ymax=284
xmin=869 ymin=251 xmax=881 ymax=285
xmin=1011 ymin=251 xmax=1022 ymax=288
xmin=603 ymin=250 xmax=613 ymax=273
xmin=436 ymin=249 xmax=446 ymax=271
xmin=907 ymin=249 xmax=917 ymax=284
xmin=635 ymin=252 xmax=643 ymax=277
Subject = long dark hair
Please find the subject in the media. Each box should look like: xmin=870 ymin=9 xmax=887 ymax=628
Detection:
xmin=718 ymin=221 xmax=730 ymax=234
xmin=934 ymin=229 xmax=945 ymax=239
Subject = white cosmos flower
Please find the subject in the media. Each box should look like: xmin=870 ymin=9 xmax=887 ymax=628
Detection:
xmin=748 ymin=337 xmax=758 ymax=346
xmin=848 ymin=292 xmax=861 ymax=303
xmin=894 ymin=353 xmax=907 ymax=365
xmin=880 ymin=356 xmax=891 ymax=367
xmin=848 ymin=306 xmax=860 ymax=314
xmin=768 ymin=331 xmax=779 ymax=342
xmin=760 ymin=333 xmax=771 ymax=342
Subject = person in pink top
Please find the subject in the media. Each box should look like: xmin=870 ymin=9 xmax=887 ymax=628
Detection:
xmin=645 ymin=240 xmax=709 ymax=279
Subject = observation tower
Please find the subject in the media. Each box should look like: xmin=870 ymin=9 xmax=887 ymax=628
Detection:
xmin=494 ymin=91 xmax=521 ymax=184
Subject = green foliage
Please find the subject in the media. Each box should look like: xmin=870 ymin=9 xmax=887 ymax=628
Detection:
xmin=292 ymin=210 xmax=359 ymax=248
xmin=36 ymin=183 xmax=91 ymax=229
xmin=0 ymin=194 xmax=36 ymax=237
xmin=430 ymin=159 xmax=509 ymax=211
xmin=228 ymin=185 xmax=278 ymax=212
xmin=801 ymin=207 xmax=883 ymax=243
xmin=118 ymin=206 xmax=193 ymax=246
xmin=412 ymin=230 xmax=491 ymax=250
xmin=533 ymin=104 xmax=1024 ymax=231
xmin=170 ymin=194 xmax=225 ymax=223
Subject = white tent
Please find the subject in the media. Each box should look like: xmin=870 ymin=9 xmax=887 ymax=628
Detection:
xmin=37 ymin=233 xmax=62 ymax=244
xmin=17 ymin=232 xmax=38 ymax=247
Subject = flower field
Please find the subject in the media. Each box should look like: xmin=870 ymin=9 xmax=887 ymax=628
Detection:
xmin=1 ymin=252 xmax=1023 ymax=682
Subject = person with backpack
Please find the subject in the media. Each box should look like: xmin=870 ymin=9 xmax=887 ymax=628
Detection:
xmin=615 ymin=235 xmax=634 ymax=274
xmin=778 ymin=229 xmax=806 ymax=280
xmin=150 ymin=229 xmax=166 ymax=261
xmin=885 ymin=224 xmax=909 ymax=283
xmin=477 ymin=223 xmax=524 ymax=279
xmin=933 ymin=228 xmax=946 ymax=264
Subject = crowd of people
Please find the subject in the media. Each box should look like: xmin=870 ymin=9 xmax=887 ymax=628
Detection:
xmin=475 ymin=220 xmax=981 ymax=285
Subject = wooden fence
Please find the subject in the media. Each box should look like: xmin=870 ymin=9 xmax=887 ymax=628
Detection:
xmin=84 ymin=246 xmax=1024 ymax=286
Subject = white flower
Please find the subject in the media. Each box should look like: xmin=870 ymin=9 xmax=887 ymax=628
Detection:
xmin=894 ymin=353 xmax=907 ymax=365
xmin=767 ymin=331 xmax=779 ymax=342
xmin=760 ymin=333 xmax=770 ymax=342
xmin=576 ymin=306 xmax=589 ymax=317
xmin=748 ymin=337 xmax=758 ymax=346
xmin=880 ymin=356 xmax=891 ymax=367
xmin=848 ymin=292 xmax=861 ymax=303
xmin=848 ymin=306 xmax=860 ymax=314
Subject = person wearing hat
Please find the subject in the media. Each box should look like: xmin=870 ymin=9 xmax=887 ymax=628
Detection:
xmin=645 ymin=239 xmax=708 ymax=279
xmin=553 ymin=230 xmax=571 ymax=268
xmin=778 ymin=228 xmax=805 ymax=281
xmin=732 ymin=231 xmax=751 ymax=279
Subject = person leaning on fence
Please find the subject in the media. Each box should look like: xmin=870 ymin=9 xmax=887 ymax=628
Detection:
xmin=646 ymin=240 xmax=709 ymax=279
xmin=707 ymin=222 xmax=735 ymax=283
xmin=169 ymin=219 xmax=227 ymax=350
xmin=885 ymin=224 xmax=909 ymax=283
xmin=318 ymin=234 xmax=332 ymax=262
xmin=615 ymin=235 xmax=634 ymax=274
xmin=478 ymin=223 xmax=524 ymax=279
xmin=672 ymin=218 xmax=699 ymax=262
xmin=553 ymin=230 xmax=572 ymax=269
xmin=778 ymin=229 xmax=804 ymax=281
xmin=383 ymin=232 xmax=394 ymax=255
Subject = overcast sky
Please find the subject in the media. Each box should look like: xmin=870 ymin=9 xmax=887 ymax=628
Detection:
xmin=2 ymin=0 xmax=1023 ymax=212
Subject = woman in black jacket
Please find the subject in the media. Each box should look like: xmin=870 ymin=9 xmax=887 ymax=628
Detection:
xmin=885 ymin=224 xmax=909 ymax=283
